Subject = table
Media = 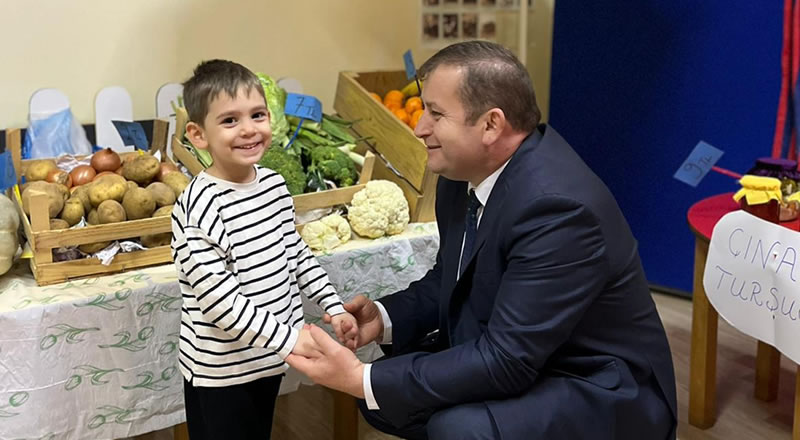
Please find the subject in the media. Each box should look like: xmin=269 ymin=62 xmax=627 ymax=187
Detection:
xmin=0 ymin=223 xmax=439 ymax=440
xmin=687 ymin=193 xmax=800 ymax=436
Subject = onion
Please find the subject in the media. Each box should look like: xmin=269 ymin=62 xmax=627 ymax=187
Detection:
xmin=156 ymin=163 xmax=179 ymax=181
xmin=90 ymin=148 xmax=122 ymax=172
xmin=70 ymin=165 xmax=96 ymax=186
xmin=46 ymin=168 xmax=73 ymax=188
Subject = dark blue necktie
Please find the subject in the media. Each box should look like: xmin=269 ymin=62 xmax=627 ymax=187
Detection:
xmin=460 ymin=190 xmax=481 ymax=277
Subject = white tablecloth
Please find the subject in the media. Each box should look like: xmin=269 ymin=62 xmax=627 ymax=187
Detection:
xmin=0 ymin=223 xmax=439 ymax=440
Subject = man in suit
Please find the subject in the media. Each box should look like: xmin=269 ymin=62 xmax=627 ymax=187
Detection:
xmin=287 ymin=40 xmax=677 ymax=439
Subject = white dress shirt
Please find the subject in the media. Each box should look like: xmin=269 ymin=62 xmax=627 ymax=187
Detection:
xmin=363 ymin=160 xmax=511 ymax=410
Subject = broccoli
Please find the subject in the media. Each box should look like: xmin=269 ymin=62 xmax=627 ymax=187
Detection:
xmin=258 ymin=146 xmax=306 ymax=195
xmin=309 ymin=146 xmax=358 ymax=188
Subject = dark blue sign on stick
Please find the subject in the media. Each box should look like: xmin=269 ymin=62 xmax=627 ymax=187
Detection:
xmin=674 ymin=141 xmax=725 ymax=187
xmin=111 ymin=120 xmax=149 ymax=151
xmin=0 ymin=152 xmax=17 ymax=191
xmin=403 ymin=50 xmax=417 ymax=80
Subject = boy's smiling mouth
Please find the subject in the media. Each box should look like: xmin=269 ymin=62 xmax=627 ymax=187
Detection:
xmin=234 ymin=141 xmax=262 ymax=150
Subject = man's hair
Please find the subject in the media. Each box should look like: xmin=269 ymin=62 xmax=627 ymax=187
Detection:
xmin=419 ymin=40 xmax=540 ymax=133
xmin=182 ymin=59 xmax=265 ymax=125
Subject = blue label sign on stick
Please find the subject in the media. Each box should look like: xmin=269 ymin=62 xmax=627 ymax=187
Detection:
xmin=674 ymin=141 xmax=724 ymax=187
xmin=0 ymin=152 xmax=17 ymax=191
xmin=285 ymin=93 xmax=322 ymax=123
xmin=111 ymin=120 xmax=150 ymax=151
xmin=403 ymin=50 xmax=417 ymax=80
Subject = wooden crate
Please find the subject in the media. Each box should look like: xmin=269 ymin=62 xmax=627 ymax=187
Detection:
xmin=169 ymin=106 xmax=376 ymax=215
xmin=6 ymin=120 xmax=174 ymax=286
xmin=334 ymin=70 xmax=437 ymax=222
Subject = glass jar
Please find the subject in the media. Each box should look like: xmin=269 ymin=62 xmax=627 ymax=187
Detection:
xmin=733 ymin=175 xmax=782 ymax=224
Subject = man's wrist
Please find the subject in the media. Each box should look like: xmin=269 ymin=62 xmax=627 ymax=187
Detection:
xmin=352 ymin=363 xmax=366 ymax=399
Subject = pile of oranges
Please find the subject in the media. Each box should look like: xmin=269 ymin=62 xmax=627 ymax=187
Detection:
xmin=369 ymin=90 xmax=424 ymax=130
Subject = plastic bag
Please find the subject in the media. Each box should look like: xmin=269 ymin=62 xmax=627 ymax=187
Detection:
xmin=22 ymin=108 xmax=92 ymax=159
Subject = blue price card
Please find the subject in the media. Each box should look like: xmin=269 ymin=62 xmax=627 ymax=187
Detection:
xmin=403 ymin=50 xmax=417 ymax=80
xmin=111 ymin=120 xmax=150 ymax=151
xmin=674 ymin=141 xmax=724 ymax=187
xmin=285 ymin=93 xmax=322 ymax=123
xmin=0 ymin=152 xmax=17 ymax=191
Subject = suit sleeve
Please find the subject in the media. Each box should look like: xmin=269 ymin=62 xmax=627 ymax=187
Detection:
xmin=370 ymin=195 xmax=609 ymax=426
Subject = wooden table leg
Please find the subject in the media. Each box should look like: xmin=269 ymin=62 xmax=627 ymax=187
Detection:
xmin=333 ymin=390 xmax=359 ymax=440
xmin=794 ymin=366 xmax=800 ymax=440
xmin=689 ymin=238 xmax=719 ymax=429
xmin=174 ymin=422 xmax=189 ymax=440
xmin=755 ymin=341 xmax=780 ymax=401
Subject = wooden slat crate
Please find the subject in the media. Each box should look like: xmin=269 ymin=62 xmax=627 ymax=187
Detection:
xmin=7 ymin=120 xmax=175 ymax=286
xmin=169 ymin=106 xmax=376 ymax=214
xmin=333 ymin=70 xmax=437 ymax=222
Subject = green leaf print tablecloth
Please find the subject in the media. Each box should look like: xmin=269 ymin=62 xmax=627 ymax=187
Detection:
xmin=0 ymin=223 xmax=439 ymax=440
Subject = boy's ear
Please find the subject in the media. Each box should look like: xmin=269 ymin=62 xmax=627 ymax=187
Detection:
xmin=185 ymin=121 xmax=208 ymax=150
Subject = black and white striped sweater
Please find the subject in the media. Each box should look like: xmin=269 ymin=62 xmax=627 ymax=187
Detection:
xmin=171 ymin=166 xmax=345 ymax=386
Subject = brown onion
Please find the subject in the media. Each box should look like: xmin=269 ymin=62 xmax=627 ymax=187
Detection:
xmin=90 ymin=148 xmax=122 ymax=172
xmin=92 ymin=171 xmax=117 ymax=181
xmin=70 ymin=165 xmax=96 ymax=186
xmin=156 ymin=163 xmax=179 ymax=181
xmin=46 ymin=168 xmax=73 ymax=188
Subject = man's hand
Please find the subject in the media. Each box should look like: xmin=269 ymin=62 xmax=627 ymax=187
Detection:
xmin=330 ymin=312 xmax=359 ymax=351
xmin=323 ymin=295 xmax=383 ymax=348
xmin=291 ymin=326 xmax=322 ymax=357
xmin=286 ymin=325 xmax=365 ymax=398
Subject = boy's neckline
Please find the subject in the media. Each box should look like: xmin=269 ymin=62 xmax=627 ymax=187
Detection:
xmin=200 ymin=166 xmax=260 ymax=190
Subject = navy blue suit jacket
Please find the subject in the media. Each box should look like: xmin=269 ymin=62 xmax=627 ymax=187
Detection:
xmin=372 ymin=125 xmax=677 ymax=439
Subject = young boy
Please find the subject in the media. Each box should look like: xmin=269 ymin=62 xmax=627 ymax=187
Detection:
xmin=171 ymin=59 xmax=358 ymax=439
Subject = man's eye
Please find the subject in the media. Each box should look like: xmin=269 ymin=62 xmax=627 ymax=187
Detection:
xmin=430 ymin=111 xmax=442 ymax=118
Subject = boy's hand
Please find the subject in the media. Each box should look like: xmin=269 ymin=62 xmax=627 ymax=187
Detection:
xmin=323 ymin=295 xmax=383 ymax=349
xmin=330 ymin=312 xmax=359 ymax=351
xmin=292 ymin=326 xmax=322 ymax=357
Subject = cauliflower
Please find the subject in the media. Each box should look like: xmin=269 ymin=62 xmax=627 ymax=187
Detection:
xmin=347 ymin=180 xmax=410 ymax=238
xmin=300 ymin=214 xmax=352 ymax=251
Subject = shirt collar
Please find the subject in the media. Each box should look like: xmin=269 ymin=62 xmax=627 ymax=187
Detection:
xmin=467 ymin=158 xmax=511 ymax=206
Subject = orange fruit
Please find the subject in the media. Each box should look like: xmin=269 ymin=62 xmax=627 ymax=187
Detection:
xmin=385 ymin=101 xmax=402 ymax=112
xmin=409 ymin=109 xmax=424 ymax=129
xmin=369 ymin=92 xmax=382 ymax=102
xmin=393 ymin=108 xmax=410 ymax=125
xmin=383 ymin=90 xmax=404 ymax=106
xmin=405 ymin=97 xmax=423 ymax=115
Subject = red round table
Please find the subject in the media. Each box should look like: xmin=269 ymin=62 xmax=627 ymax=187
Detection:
xmin=687 ymin=193 xmax=800 ymax=433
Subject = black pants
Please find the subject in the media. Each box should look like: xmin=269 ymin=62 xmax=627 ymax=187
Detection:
xmin=183 ymin=374 xmax=283 ymax=440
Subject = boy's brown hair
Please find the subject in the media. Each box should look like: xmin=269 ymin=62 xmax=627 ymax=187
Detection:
xmin=182 ymin=59 xmax=265 ymax=126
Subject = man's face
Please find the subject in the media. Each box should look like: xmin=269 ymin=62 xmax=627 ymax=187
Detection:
xmin=414 ymin=65 xmax=487 ymax=183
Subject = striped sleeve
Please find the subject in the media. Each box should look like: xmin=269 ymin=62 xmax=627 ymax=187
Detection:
xmin=174 ymin=192 xmax=299 ymax=359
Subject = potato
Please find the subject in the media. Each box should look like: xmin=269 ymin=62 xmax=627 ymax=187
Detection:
xmin=53 ymin=183 xmax=70 ymax=202
xmin=21 ymin=181 xmax=64 ymax=218
xmin=97 ymin=200 xmax=127 ymax=224
xmin=70 ymin=185 xmax=92 ymax=212
xmin=140 ymin=205 xmax=174 ymax=248
xmin=24 ymin=160 xmax=57 ymax=182
xmin=87 ymin=209 xmax=99 ymax=225
xmin=89 ymin=175 xmax=127 ymax=207
xmin=146 ymin=182 xmax=176 ymax=207
xmin=49 ymin=218 xmax=70 ymax=230
xmin=79 ymin=241 xmax=111 ymax=254
xmin=125 ymin=181 xmax=139 ymax=194
xmin=60 ymin=197 xmax=85 ymax=226
xmin=122 ymin=154 xmax=160 ymax=185
xmin=162 ymin=172 xmax=190 ymax=198
xmin=122 ymin=187 xmax=156 ymax=220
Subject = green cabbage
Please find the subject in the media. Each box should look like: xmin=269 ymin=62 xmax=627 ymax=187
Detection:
xmin=256 ymin=73 xmax=290 ymax=149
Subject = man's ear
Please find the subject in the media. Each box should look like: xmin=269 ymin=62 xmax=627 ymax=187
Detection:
xmin=482 ymin=108 xmax=506 ymax=145
xmin=185 ymin=121 xmax=208 ymax=150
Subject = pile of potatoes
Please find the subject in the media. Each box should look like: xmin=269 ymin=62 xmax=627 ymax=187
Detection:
xmin=21 ymin=150 xmax=190 ymax=254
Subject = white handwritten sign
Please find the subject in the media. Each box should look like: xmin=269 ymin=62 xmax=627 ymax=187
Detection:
xmin=704 ymin=210 xmax=800 ymax=363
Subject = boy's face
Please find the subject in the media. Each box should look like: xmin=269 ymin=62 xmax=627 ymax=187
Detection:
xmin=187 ymin=86 xmax=272 ymax=175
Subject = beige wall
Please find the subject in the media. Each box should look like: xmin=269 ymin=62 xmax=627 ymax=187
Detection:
xmin=0 ymin=0 xmax=553 ymax=129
